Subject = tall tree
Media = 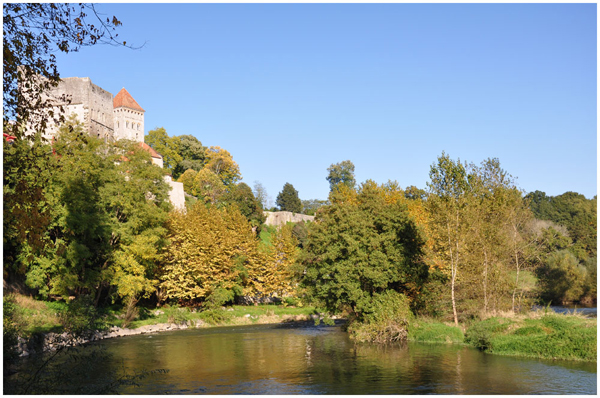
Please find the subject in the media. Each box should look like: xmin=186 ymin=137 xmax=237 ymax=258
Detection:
xmin=427 ymin=152 xmax=469 ymax=325
xmin=301 ymin=181 xmax=427 ymax=320
xmin=276 ymin=183 xmax=302 ymax=213
xmin=160 ymin=203 xmax=259 ymax=302
xmin=253 ymin=181 xmax=272 ymax=210
xmin=223 ymin=182 xmax=266 ymax=228
xmin=172 ymin=134 xmax=206 ymax=179
xmin=145 ymin=127 xmax=182 ymax=172
xmin=326 ymin=160 xmax=356 ymax=191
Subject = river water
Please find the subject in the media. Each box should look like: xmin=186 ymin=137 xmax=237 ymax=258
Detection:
xmin=34 ymin=320 xmax=594 ymax=394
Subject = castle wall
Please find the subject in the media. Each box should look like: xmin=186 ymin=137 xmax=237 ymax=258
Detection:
xmin=33 ymin=77 xmax=115 ymax=141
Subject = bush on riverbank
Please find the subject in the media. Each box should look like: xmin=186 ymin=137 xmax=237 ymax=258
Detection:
xmin=347 ymin=291 xmax=414 ymax=343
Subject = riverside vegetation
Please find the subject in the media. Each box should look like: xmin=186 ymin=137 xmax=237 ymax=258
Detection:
xmin=3 ymin=3 xmax=597 ymax=393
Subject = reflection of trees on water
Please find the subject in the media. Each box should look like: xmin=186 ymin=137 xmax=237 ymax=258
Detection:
xmin=46 ymin=325 xmax=597 ymax=394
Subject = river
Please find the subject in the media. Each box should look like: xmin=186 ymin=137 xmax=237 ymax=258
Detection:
xmin=16 ymin=320 xmax=594 ymax=394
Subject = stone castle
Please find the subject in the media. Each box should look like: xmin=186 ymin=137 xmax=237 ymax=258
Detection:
xmin=39 ymin=76 xmax=184 ymax=209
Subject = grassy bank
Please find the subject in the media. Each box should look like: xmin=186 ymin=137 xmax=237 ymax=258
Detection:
xmin=408 ymin=311 xmax=597 ymax=362
xmin=464 ymin=312 xmax=597 ymax=362
xmin=5 ymin=293 xmax=318 ymax=338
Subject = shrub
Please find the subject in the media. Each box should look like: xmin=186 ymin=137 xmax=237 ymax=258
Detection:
xmin=464 ymin=317 xmax=512 ymax=351
xmin=204 ymin=287 xmax=236 ymax=310
xmin=3 ymin=295 xmax=20 ymax=366
xmin=198 ymin=309 xmax=232 ymax=325
xmin=60 ymin=295 xmax=106 ymax=335
xmin=347 ymin=291 xmax=414 ymax=343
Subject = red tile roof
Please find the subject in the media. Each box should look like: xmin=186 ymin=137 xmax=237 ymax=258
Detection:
xmin=139 ymin=142 xmax=162 ymax=159
xmin=113 ymin=88 xmax=145 ymax=112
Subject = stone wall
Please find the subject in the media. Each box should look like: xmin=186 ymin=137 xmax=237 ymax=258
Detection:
xmin=263 ymin=211 xmax=315 ymax=228
xmin=48 ymin=77 xmax=115 ymax=141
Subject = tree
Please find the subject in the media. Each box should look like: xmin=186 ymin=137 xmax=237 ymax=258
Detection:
xmin=301 ymin=181 xmax=428 ymax=318
xmin=192 ymin=168 xmax=227 ymax=204
xmin=4 ymin=3 xmax=130 ymax=133
xmin=204 ymin=146 xmax=241 ymax=185
xmin=172 ymin=134 xmax=205 ymax=179
xmin=427 ymin=152 xmax=469 ymax=325
xmin=301 ymin=199 xmax=329 ymax=216
xmin=326 ymin=160 xmax=356 ymax=191
xmin=222 ymin=182 xmax=266 ymax=228
xmin=404 ymin=185 xmax=427 ymax=201
xmin=145 ymin=127 xmax=182 ymax=172
xmin=253 ymin=181 xmax=272 ymax=210
xmin=177 ymin=169 xmax=198 ymax=195
xmin=254 ymin=224 xmax=300 ymax=297
xmin=160 ymin=203 xmax=259 ymax=302
xmin=276 ymin=183 xmax=302 ymax=213
xmin=11 ymin=116 xmax=171 ymax=305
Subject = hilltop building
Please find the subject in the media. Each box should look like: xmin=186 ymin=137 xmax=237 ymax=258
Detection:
xmin=30 ymin=76 xmax=184 ymax=210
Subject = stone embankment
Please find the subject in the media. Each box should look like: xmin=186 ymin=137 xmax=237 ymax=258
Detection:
xmin=16 ymin=319 xmax=206 ymax=357
xmin=263 ymin=211 xmax=314 ymax=228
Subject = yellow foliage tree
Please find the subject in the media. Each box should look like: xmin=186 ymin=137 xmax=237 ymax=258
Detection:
xmin=160 ymin=204 xmax=259 ymax=302
xmin=204 ymin=146 xmax=242 ymax=185
xmin=193 ymin=168 xmax=227 ymax=204
xmin=177 ymin=168 xmax=197 ymax=195
xmin=253 ymin=225 xmax=299 ymax=297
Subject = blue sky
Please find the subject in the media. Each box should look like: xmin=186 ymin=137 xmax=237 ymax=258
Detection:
xmin=55 ymin=3 xmax=597 ymax=201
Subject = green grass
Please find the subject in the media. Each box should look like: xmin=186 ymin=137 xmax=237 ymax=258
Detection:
xmin=408 ymin=319 xmax=464 ymax=344
xmin=6 ymin=294 xmax=317 ymax=335
xmin=465 ymin=314 xmax=597 ymax=362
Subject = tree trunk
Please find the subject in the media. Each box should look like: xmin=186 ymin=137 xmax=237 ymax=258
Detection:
xmin=483 ymin=248 xmax=488 ymax=315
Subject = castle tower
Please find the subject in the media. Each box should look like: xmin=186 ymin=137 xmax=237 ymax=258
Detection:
xmin=113 ymin=88 xmax=145 ymax=142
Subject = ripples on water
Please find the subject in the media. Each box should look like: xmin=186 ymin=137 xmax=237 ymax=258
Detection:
xmin=12 ymin=321 xmax=597 ymax=394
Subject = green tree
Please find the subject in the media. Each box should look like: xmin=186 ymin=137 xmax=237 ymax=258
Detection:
xmin=427 ymin=152 xmax=469 ymax=325
xmin=15 ymin=117 xmax=170 ymax=304
xmin=172 ymin=134 xmax=205 ymax=179
xmin=276 ymin=183 xmax=302 ymax=213
xmin=301 ymin=199 xmax=329 ymax=216
xmin=326 ymin=160 xmax=356 ymax=191
xmin=222 ymin=182 xmax=266 ymax=228
xmin=145 ymin=127 xmax=182 ymax=171
xmin=301 ymin=181 xmax=428 ymax=323
xmin=177 ymin=168 xmax=198 ymax=195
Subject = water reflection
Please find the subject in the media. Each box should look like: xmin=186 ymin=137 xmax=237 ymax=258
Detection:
xmin=21 ymin=321 xmax=597 ymax=394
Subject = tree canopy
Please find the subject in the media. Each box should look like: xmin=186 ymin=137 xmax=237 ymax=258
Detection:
xmin=301 ymin=181 xmax=428 ymax=320
xmin=276 ymin=183 xmax=302 ymax=213
xmin=326 ymin=160 xmax=356 ymax=192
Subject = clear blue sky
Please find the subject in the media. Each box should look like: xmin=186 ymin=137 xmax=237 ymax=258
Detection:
xmin=55 ymin=3 xmax=597 ymax=202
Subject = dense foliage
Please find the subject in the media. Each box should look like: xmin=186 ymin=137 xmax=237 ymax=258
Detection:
xmin=276 ymin=182 xmax=302 ymax=213
xmin=4 ymin=117 xmax=171 ymax=305
xmin=301 ymin=181 xmax=428 ymax=322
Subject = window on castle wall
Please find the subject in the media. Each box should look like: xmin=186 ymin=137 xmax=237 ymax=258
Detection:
xmin=126 ymin=121 xmax=129 ymax=128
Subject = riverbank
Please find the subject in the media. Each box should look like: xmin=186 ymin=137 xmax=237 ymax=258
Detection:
xmin=409 ymin=311 xmax=597 ymax=362
xmin=5 ymin=293 xmax=326 ymax=357
xmin=6 ymin=294 xmax=596 ymax=362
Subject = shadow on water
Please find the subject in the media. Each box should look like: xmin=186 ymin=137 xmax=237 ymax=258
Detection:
xmin=9 ymin=322 xmax=597 ymax=394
